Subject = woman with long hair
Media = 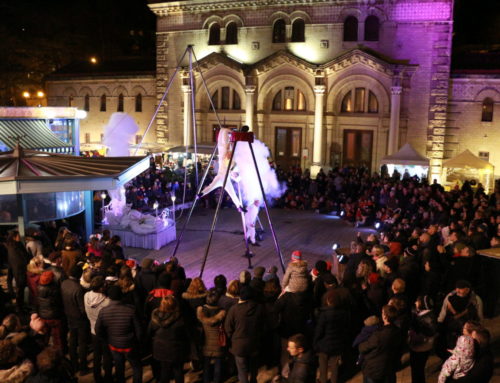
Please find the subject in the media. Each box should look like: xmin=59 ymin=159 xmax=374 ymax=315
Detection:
xmin=149 ymin=295 xmax=189 ymax=383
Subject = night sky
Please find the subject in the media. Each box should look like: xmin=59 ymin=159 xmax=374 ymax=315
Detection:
xmin=0 ymin=0 xmax=498 ymax=105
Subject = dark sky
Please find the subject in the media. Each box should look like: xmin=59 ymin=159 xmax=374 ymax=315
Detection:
xmin=0 ymin=0 xmax=498 ymax=105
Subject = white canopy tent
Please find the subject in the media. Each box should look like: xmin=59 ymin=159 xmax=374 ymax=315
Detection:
xmin=380 ymin=143 xmax=430 ymax=178
xmin=442 ymin=150 xmax=494 ymax=194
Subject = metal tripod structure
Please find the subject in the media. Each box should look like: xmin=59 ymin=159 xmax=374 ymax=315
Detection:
xmin=137 ymin=45 xmax=285 ymax=277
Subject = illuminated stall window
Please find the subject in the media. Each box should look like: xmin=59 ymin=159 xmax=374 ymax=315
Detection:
xmin=365 ymin=15 xmax=380 ymax=41
xmin=343 ymin=16 xmax=358 ymax=41
xmin=291 ymin=19 xmax=305 ymax=42
xmin=482 ymin=98 xmax=494 ymax=122
xmin=273 ymin=19 xmax=286 ymax=43
xmin=226 ymin=22 xmax=238 ymax=44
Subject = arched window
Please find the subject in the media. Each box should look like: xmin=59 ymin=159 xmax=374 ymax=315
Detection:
xmin=343 ymin=16 xmax=358 ymax=41
xmin=226 ymin=22 xmax=238 ymax=44
xmin=135 ymin=94 xmax=142 ymax=112
xmin=365 ymin=15 xmax=380 ymax=41
xmin=208 ymin=24 xmax=221 ymax=45
xmin=117 ymin=93 xmax=124 ymax=112
xmin=341 ymin=88 xmax=379 ymax=113
xmin=291 ymin=19 xmax=305 ymax=42
xmin=208 ymin=87 xmax=241 ymax=110
xmin=100 ymin=94 xmax=106 ymax=112
xmin=84 ymin=94 xmax=90 ymax=111
xmin=482 ymin=97 xmax=494 ymax=122
xmin=273 ymin=19 xmax=286 ymax=43
xmin=272 ymin=87 xmax=306 ymax=111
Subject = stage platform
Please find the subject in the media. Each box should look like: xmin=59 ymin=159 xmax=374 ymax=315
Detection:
xmin=104 ymin=219 xmax=176 ymax=250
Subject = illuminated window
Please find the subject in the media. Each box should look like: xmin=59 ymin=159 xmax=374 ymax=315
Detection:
xmin=100 ymin=95 xmax=106 ymax=112
xmin=209 ymin=87 xmax=241 ymax=110
xmin=354 ymin=88 xmax=365 ymax=112
xmin=117 ymin=93 xmax=124 ymax=112
xmin=343 ymin=16 xmax=358 ymax=41
xmin=209 ymin=24 xmax=221 ymax=45
xmin=135 ymin=94 xmax=142 ymax=112
xmin=226 ymin=22 xmax=238 ymax=44
xmin=341 ymin=88 xmax=378 ymax=114
xmin=341 ymin=91 xmax=353 ymax=112
xmin=291 ymin=19 xmax=305 ymax=42
xmin=368 ymin=91 xmax=378 ymax=113
xmin=364 ymin=16 xmax=380 ymax=41
xmin=272 ymin=87 xmax=306 ymax=111
xmin=273 ymin=19 xmax=286 ymax=43
xmin=84 ymin=94 xmax=90 ymax=111
xmin=481 ymin=98 xmax=494 ymax=122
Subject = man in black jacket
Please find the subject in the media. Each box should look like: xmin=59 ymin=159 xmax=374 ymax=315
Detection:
xmin=61 ymin=264 xmax=90 ymax=375
xmin=96 ymin=285 xmax=143 ymax=383
xmin=359 ymin=304 xmax=402 ymax=383
xmin=224 ymin=286 xmax=264 ymax=383
xmin=274 ymin=333 xmax=316 ymax=383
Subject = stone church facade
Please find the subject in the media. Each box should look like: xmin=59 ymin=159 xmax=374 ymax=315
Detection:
xmin=47 ymin=0 xmax=500 ymax=181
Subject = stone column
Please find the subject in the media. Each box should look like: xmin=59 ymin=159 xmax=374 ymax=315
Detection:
xmin=182 ymin=84 xmax=192 ymax=146
xmin=311 ymin=85 xmax=326 ymax=177
xmin=245 ymin=85 xmax=256 ymax=132
xmin=388 ymin=86 xmax=402 ymax=155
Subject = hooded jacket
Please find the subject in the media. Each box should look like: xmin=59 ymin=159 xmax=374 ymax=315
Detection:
xmin=84 ymin=291 xmax=110 ymax=335
xmin=282 ymin=260 xmax=309 ymax=293
xmin=149 ymin=309 xmax=189 ymax=362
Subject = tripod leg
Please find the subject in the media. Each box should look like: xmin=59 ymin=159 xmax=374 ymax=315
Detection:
xmin=248 ymin=142 xmax=285 ymax=273
xmin=170 ymin=142 xmax=218 ymax=259
xmin=199 ymin=142 xmax=238 ymax=278
xmin=237 ymin=182 xmax=253 ymax=269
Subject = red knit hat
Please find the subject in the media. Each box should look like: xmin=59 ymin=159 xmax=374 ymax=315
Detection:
xmin=125 ymin=259 xmax=136 ymax=269
xmin=291 ymin=250 xmax=302 ymax=261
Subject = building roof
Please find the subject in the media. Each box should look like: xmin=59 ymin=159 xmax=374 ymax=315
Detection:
xmin=45 ymin=57 xmax=156 ymax=80
xmin=0 ymin=119 xmax=72 ymax=152
xmin=0 ymin=146 xmax=150 ymax=195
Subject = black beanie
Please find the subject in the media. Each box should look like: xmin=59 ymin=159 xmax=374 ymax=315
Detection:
xmin=107 ymin=285 xmax=123 ymax=301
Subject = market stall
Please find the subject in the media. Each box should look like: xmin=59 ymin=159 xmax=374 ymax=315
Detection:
xmin=380 ymin=143 xmax=430 ymax=179
xmin=442 ymin=150 xmax=494 ymax=194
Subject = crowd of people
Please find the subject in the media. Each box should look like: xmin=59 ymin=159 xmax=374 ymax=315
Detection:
xmin=0 ymin=165 xmax=497 ymax=383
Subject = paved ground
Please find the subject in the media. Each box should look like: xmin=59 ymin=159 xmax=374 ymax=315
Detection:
xmin=81 ymin=207 xmax=500 ymax=382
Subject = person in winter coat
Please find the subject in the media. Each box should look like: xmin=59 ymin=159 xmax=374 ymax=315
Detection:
xmin=408 ymin=295 xmax=438 ymax=383
xmin=135 ymin=258 xmax=157 ymax=302
xmin=274 ymin=334 xmax=316 ymax=383
xmin=84 ymin=276 xmax=112 ymax=383
xmin=282 ymin=250 xmax=309 ymax=293
xmin=61 ymin=265 xmax=90 ymax=375
xmin=454 ymin=326 xmax=494 ymax=383
xmin=224 ymin=286 xmax=264 ymax=383
xmin=359 ymin=304 xmax=403 ymax=383
xmin=313 ymin=289 xmax=350 ymax=383
xmin=36 ymin=271 xmax=65 ymax=351
xmin=61 ymin=238 xmax=82 ymax=277
xmin=26 ymin=256 xmax=44 ymax=306
xmin=6 ymin=230 xmax=30 ymax=310
xmin=149 ymin=295 xmax=189 ymax=383
xmin=96 ymin=285 xmax=143 ymax=383
xmin=145 ymin=273 xmax=174 ymax=319
xmin=196 ymin=288 xmax=227 ymax=383
xmin=218 ymin=279 xmax=240 ymax=311
xmin=438 ymin=335 xmax=475 ymax=383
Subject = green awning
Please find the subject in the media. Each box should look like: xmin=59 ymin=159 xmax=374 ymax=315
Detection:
xmin=0 ymin=119 xmax=72 ymax=151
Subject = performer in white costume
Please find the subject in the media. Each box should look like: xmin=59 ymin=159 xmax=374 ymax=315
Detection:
xmin=199 ymin=127 xmax=243 ymax=209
